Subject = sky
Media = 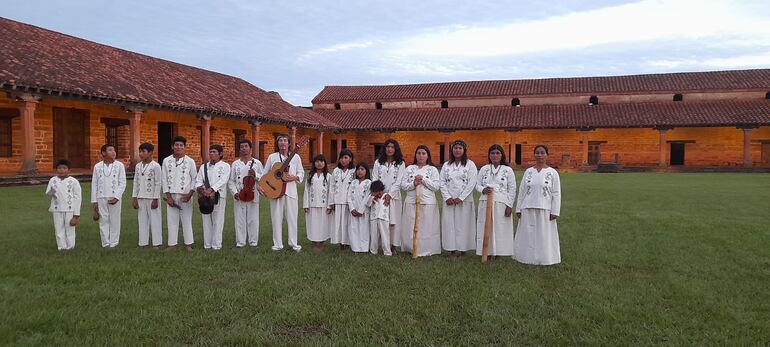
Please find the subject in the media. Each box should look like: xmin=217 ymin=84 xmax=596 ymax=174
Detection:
xmin=4 ymin=0 xmax=770 ymax=105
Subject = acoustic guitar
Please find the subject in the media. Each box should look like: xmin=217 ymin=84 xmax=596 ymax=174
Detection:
xmin=258 ymin=136 xmax=310 ymax=199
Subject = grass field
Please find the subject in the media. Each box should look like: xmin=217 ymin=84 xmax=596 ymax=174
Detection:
xmin=1 ymin=173 xmax=769 ymax=346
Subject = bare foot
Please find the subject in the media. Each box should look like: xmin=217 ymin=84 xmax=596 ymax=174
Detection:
xmin=185 ymin=245 xmax=193 ymax=252
xmin=166 ymin=246 xmax=177 ymax=252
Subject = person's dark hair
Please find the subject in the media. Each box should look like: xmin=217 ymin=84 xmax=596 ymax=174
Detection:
xmin=100 ymin=144 xmax=115 ymax=154
xmin=534 ymin=144 xmax=549 ymax=155
xmin=139 ymin=142 xmax=154 ymax=152
xmin=487 ymin=144 xmax=509 ymax=166
xmin=355 ymin=162 xmax=370 ymax=180
xmin=209 ymin=144 xmax=224 ymax=155
xmin=377 ymin=139 xmax=404 ymax=165
xmin=308 ymin=154 xmax=328 ymax=186
xmin=238 ymin=139 xmax=253 ymax=149
xmin=412 ymin=145 xmax=435 ymax=166
xmin=337 ymin=149 xmax=355 ymax=170
xmin=448 ymin=139 xmax=468 ymax=166
xmin=54 ymin=159 xmax=70 ymax=169
xmin=370 ymin=180 xmax=385 ymax=193
xmin=172 ymin=136 xmax=187 ymax=146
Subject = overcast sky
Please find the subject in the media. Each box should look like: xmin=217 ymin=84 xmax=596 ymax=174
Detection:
xmin=5 ymin=0 xmax=770 ymax=105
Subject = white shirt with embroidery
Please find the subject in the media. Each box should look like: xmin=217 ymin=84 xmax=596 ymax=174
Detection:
xmin=439 ymin=160 xmax=478 ymax=202
xmin=475 ymin=164 xmax=517 ymax=208
xmin=329 ymin=167 xmax=355 ymax=206
xmin=372 ymin=160 xmax=406 ymax=201
xmin=516 ymin=167 xmax=561 ymax=216
xmin=132 ymin=161 xmax=162 ymax=199
xmin=348 ymin=179 xmax=371 ymax=214
xmin=303 ymin=173 xmax=330 ymax=208
xmin=264 ymin=152 xmax=304 ymax=199
xmin=367 ymin=195 xmax=390 ymax=221
xmin=161 ymin=155 xmax=197 ymax=194
xmin=400 ymin=164 xmax=440 ymax=205
xmin=228 ymin=157 xmax=264 ymax=197
xmin=195 ymin=160 xmax=231 ymax=198
xmin=46 ymin=176 xmax=82 ymax=214
xmin=91 ymin=160 xmax=127 ymax=203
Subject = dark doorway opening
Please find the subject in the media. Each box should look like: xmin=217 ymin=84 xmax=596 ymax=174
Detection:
xmin=53 ymin=107 xmax=89 ymax=168
xmin=670 ymin=143 xmax=685 ymax=165
xmin=157 ymin=122 xmax=176 ymax=161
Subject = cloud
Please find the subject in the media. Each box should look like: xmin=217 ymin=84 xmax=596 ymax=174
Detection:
xmin=648 ymin=51 xmax=770 ymax=69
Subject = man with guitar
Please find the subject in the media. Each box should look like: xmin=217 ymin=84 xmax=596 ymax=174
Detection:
xmin=228 ymin=139 xmax=264 ymax=248
xmin=258 ymin=134 xmax=305 ymax=252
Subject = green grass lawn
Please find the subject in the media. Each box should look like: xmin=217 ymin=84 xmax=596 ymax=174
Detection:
xmin=1 ymin=173 xmax=769 ymax=346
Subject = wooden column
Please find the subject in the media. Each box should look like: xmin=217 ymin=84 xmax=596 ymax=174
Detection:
xmin=250 ymin=120 xmax=260 ymax=159
xmin=18 ymin=94 xmax=40 ymax=175
xmin=336 ymin=132 xmax=343 ymax=160
xmin=127 ymin=107 xmax=143 ymax=170
xmin=442 ymin=132 xmax=451 ymax=162
xmin=742 ymin=127 xmax=753 ymax=168
xmin=200 ymin=115 xmax=211 ymax=162
xmin=317 ymin=131 xmax=324 ymax=157
xmin=658 ymin=128 xmax=669 ymax=167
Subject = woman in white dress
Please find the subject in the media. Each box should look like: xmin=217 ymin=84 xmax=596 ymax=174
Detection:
xmin=400 ymin=145 xmax=441 ymax=257
xmin=439 ymin=139 xmax=478 ymax=256
xmin=371 ymin=139 xmax=406 ymax=254
xmin=303 ymin=155 xmax=331 ymax=253
xmin=475 ymin=144 xmax=516 ymax=258
xmin=348 ymin=162 xmax=371 ymax=253
xmin=514 ymin=144 xmax=562 ymax=265
xmin=329 ymin=149 xmax=355 ymax=250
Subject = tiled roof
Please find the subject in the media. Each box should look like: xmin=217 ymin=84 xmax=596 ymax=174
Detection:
xmin=313 ymin=69 xmax=770 ymax=103
xmin=317 ymin=100 xmax=770 ymax=131
xmin=0 ymin=17 xmax=336 ymax=128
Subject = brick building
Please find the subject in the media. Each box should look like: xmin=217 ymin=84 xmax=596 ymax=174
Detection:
xmin=312 ymin=71 xmax=770 ymax=170
xmin=0 ymin=17 xmax=337 ymax=178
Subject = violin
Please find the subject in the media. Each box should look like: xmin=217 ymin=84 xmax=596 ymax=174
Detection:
xmin=239 ymin=161 xmax=257 ymax=202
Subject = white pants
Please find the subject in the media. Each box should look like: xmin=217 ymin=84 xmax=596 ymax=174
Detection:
xmin=369 ymin=219 xmax=392 ymax=256
xmin=233 ymin=199 xmax=260 ymax=247
xmin=97 ymin=198 xmax=121 ymax=247
xmin=137 ymin=198 xmax=163 ymax=246
xmin=201 ymin=197 xmax=227 ymax=250
xmin=270 ymin=196 xmax=300 ymax=251
xmin=52 ymin=212 xmax=76 ymax=250
xmin=167 ymin=193 xmax=194 ymax=246
xmin=389 ymin=199 xmax=403 ymax=247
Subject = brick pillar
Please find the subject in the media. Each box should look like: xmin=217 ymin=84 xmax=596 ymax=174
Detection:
xmin=742 ymin=127 xmax=752 ymax=168
xmin=200 ymin=115 xmax=211 ymax=162
xmin=317 ymin=131 xmax=324 ymax=157
xmin=658 ymin=128 xmax=668 ymax=167
xmin=506 ymin=129 xmax=519 ymax=167
xmin=581 ymin=130 xmax=589 ymax=166
xmin=18 ymin=95 xmax=40 ymax=175
xmin=291 ymin=126 xmax=297 ymax=149
xmin=443 ymin=132 xmax=451 ymax=163
xmin=250 ymin=121 xmax=260 ymax=158
xmin=128 ymin=108 xmax=143 ymax=170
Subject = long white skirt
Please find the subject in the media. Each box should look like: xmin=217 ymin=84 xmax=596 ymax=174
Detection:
xmin=349 ymin=212 xmax=370 ymax=252
xmin=401 ymin=203 xmax=441 ymax=257
xmin=330 ymin=204 xmax=350 ymax=245
xmin=389 ymin=199 xmax=403 ymax=247
xmin=441 ymin=198 xmax=476 ymax=251
xmin=475 ymin=201 xmax=514 ymax=256
xmin=306 ymin=207 xmax=330 ymax=242
xmin=514 ymin=208 xmax=560 ymax=265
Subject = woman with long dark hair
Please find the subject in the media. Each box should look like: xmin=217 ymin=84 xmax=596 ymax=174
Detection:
xmin=329 ymin=149 xmax=355 ymax=249
xmin=303 ymin=154 xmax=331 ymax=253
xmin=475 ymin=144 xmax=516 ymax=258
xmin=439 ymin=139 xmax=478 ymax=257
xmin=400 ymin=145 xmax=441 ymax=257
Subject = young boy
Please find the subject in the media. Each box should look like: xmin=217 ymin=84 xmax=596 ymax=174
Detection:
xmin=132 ymin=143 xmax=163 ymax=249
xmin=46 ymin=160 xmax=82 ymax=251
xmin=91 ymin=144 xmax=127 ymax=249
xmin=367 ymin=180 xmax=392 ymax=256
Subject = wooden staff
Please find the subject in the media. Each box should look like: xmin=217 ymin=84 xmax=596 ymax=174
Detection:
xmin=482 ymin=190 xmax=494 ymax=263
xmin=412 ymin=184 xmax=422 ymax=260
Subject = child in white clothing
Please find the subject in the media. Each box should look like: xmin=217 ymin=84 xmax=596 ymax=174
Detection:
xmin=367 ymin=180 xmax=392 ymax=256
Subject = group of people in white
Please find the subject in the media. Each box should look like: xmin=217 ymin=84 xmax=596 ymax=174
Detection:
xmin=45 ymin=135 xmax=562 ymax=265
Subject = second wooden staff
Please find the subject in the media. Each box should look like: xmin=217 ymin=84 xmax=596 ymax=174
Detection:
xmin=481 ymin=190 xmax=494 ymax=263
xmin=412 ymin=184 xmax=422 ymax=260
